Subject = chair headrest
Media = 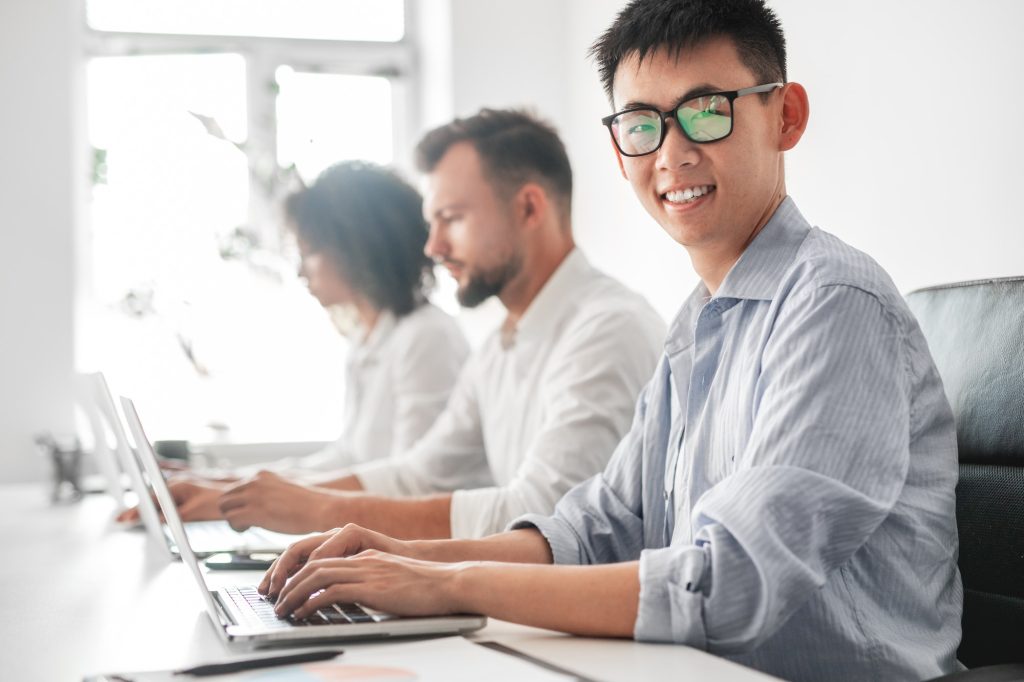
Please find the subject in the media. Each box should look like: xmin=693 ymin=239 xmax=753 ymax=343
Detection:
xmin=906 ymin=277 xmax=1024 ymax=465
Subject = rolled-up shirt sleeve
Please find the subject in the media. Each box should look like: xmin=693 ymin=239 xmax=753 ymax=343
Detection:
xmin=635 ymin=543 xmax=709 ymax=647
xmin=635 ymin=284 xmax=912 ymax=651
xmin=453 ymin=310 xmax=662 ymax=538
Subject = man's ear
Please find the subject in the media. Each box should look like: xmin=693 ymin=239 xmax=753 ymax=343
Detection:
xmin=778 ymin=82 xmax=810 ymax=152
xmin=611 ymin=136 xmax=629 ymax=180
xmin=516 ymin=182 xmax=549 ymax=231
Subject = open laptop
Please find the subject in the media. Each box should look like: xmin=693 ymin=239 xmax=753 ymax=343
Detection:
xmin=76 ymin=372 xmax=135 ymax=509
xmin=101 ymin=378 xmax=314 ymax=558
xmin=121 ymin=396 xmax=487 ymax=645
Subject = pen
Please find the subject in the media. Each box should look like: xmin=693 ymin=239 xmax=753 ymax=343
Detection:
xmin=173 ymin=649 xmax=343 ymax=677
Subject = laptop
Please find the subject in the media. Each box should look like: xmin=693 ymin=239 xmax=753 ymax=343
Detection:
xmin=99 ymin=376 xmax=314 ymax=557
xmin=76 ymin=372 xmax=136 ymax=509
xmin=121 ymin=396 xmax=487 ymax=645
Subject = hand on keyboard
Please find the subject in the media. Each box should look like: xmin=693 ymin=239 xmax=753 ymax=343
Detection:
xmin=259 ymin=524 xmax=413 ymax=599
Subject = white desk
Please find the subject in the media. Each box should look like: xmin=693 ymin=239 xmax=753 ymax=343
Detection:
xmin=0 ymin=484 xmax=779 ymax=682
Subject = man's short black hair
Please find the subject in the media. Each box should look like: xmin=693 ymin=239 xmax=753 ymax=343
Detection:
xmin=414 ymin=108 xmax=573 ymax=221
xmin=590 ymin=0 xmax=787 ymax=104
xmin=284 ymin=161 xmax=434 ymax=317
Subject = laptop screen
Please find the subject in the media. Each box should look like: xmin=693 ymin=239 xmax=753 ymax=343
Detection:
xmin=90 ymin=376 xmax=172 ymax=556
xmin=76 ymin=372 xmax=129 ymax=509
xmin=121 ymin=397 xmax=228 ymax=627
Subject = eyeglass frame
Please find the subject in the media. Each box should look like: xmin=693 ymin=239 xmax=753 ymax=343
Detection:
xmin=600 ymin=82 xmax=784 ymax=157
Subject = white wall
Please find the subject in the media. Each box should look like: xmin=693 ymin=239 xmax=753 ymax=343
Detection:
xmin=774 ymin=0 xmax=1024 ymax=290
xmin=416 ymin=0 xmax=569 ymax=127
xmin=0 ymin=0 xmax=80 ymax=484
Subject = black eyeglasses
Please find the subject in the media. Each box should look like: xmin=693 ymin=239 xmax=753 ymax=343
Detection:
xmin=601 ymin=82 xmax=783 ymax=157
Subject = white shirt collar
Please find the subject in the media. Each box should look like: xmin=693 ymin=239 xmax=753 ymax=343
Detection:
xmin=503 ymin=248 xmax=591 ymax=349
xmin=350 ymin=309 xmax=397 ymax=365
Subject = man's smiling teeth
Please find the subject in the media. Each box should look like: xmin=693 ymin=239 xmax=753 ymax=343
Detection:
xmin=664 ymin=185 xmax=715 ymax=203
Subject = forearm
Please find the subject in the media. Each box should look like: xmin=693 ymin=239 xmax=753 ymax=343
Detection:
xmin=447 ymin=560 xmax=639 ymax=637
xmin=409 ymin=528 xmax=554 ymax=564
xmin=309 ymin=473 xmax=364 ymax=491
xmin=326 ymin=493 xmax=452 ymax=539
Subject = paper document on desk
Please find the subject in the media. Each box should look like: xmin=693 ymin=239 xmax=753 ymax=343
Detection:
xmin=84 ymin=636 xmax=577 ymax=681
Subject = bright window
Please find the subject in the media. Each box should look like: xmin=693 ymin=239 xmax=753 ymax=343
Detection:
xmin=82 ymin=7 xmax=413 ymax=444
xmin=86 ymin=53 xmax=249 ymax=309
xmin=276 ymin=68 xmax=394 ymax=184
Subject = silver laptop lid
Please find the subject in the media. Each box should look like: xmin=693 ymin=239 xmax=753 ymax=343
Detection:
xmin=87 ymin=376 xmax=173 ymax=557
xmin=75 ymin=372 xmax=129 ymax=509
xmin=121 ymin=396 xmax=227 ymax=628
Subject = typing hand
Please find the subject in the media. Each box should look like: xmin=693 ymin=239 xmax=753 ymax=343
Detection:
xmin=218 ymin=470 xmax=339 ymax=535
xmin=114 ymin=477 xmax=227 ymax=523
xmin=259 ymin=524 xmax=411 ymax=599
xmin=169 ymin=478 xmax=230 ymax=521
xmin=270 ymin=550 xmax=464 ymax=620
xmin=115 ymin=505 xmax=142 ymax=524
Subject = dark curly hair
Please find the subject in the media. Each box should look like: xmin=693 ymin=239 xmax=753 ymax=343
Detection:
xmin=284 ymin=161 xmax=434 ymax=316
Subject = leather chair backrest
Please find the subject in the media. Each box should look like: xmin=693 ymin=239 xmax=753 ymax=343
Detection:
xmin=906 ymin=277 xmax=1024 ymax=667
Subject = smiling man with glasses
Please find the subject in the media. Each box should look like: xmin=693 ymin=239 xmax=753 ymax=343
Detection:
xmin=257 ymin=1 xmax=963 ymax=679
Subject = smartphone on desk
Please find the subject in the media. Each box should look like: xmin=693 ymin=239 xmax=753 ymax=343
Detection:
xmin=204 ymin=552 xmax=278 ymax=570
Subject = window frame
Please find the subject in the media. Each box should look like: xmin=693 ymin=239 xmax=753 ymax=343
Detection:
xmin=82 ymin=4 xmax=420 ymax=180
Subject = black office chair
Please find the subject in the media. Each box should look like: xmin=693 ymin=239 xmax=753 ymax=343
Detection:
xmin=906 ymin=277 xmax=1024 ymax=681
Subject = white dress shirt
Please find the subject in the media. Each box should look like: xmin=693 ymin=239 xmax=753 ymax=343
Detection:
xmin=351 ymin=249 xmax=666 ymax=538
xmin=277 ymin=303 xmax=469 ymax=475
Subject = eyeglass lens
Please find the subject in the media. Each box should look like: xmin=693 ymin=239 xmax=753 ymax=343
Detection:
xmin=612 ymin=93 xmax=734 ymax=155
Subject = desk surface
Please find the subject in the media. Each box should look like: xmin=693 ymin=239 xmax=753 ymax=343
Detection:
xmin=0 ymin=484 xmax=778 ymax=682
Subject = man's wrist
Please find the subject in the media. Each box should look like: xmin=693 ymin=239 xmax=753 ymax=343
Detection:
xmin=407 ymin=538 xmax=448 ymax=562
xmin=318 ymin=492 xmax=350 ymax=530
xmin=444 ymin=561 xmax=482 ymax=614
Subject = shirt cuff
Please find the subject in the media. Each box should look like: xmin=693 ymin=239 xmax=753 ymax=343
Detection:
xmin=348 ymin=459 xmax=403 ymax=496
xmin=508 ymin=513 xmax=584 ymax=565
xmin=634 ymin=545 xmax=709 ymax=646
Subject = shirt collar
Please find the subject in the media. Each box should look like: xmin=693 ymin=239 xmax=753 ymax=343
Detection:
xmin=504 ymin=248 xmax=591 ymax=349
xmin=714 ymin=196 xmax=811 ymax=302
xmin=665 ymin=285 xmax=708 ymax=355
xmin=351 ymin=309 xmax=396 ymax=364
xmin=663 ymin=197 xmax=810 ymax=355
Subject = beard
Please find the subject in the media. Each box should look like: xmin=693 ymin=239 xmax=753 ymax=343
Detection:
xmin=455 ymin=251 xmax=523 ymax=308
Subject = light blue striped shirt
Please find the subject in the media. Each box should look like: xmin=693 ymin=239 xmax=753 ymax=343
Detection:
xmin=513 ymin=197 xmax=962 ymax=681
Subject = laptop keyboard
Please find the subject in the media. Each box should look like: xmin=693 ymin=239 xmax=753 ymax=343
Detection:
xmin=224 ymin=585 xmax=375 ymax=629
